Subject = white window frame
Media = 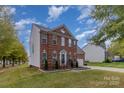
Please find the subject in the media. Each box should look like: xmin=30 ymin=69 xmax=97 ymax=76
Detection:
xmin=41 ymin=34 xmax=47 ymax=44
xmin=42 ymin=50 xmax=47 ymax=63
xmin=52 ymin=51 xmax=57 ymax=60
xmin=74 ymin=40 xmax=76 ymax=45
xmin=52 ymin=35 xmax=57 ymax=45
xmin=68 ymin=39 xmax=72 ymax=47
xmin=61 ymin=37 xmax=65 ymax=46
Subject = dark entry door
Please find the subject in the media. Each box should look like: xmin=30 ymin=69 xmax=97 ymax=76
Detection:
xmin=61 ymin=54 xmax=65 ymax=64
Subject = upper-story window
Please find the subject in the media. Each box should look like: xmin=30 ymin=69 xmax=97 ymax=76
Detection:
xmin=52 ymin=35 xmax=57 ymax=45
xmin=73 ymin=40 xmax=76 ymax=46
xmin=68 ymin=39 xmax=72 ymax=47
xmin=69 ymin=52 xmax=72 ymax=59
xmin=61 ymin=29 xmax=65 ymax=34
xmin=61 ymin=37 xmax=65 ymax=46
xmin=41 ymin=34 xmax=47 ymax=44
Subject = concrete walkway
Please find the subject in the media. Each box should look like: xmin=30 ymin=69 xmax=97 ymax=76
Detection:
xmin=85 ymin=66 xmax=124 ymax=73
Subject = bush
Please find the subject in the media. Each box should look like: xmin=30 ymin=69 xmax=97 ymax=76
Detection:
xmin=84 ymin=63 xmax=87 ymax=66
xmin=71 ymin=60 xmax=73 ymax=68
xmin=44 ymin=59 xmax=48 ymax=70
xmin=55 ymin=60 xmax=58 ymax=69
xmin=103 ymin=59 xmax=112 ymax=63
xmin=76 ymin=61 xmax=78 ymax=68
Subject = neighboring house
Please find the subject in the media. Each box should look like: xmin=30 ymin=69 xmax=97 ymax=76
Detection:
xmin=82 ymin=43 xmax=105 ymax=62
xmin=29 ymin=23 xmax=84 ymax=70
xmin=77 ymin=46 xmax=85 ymax=67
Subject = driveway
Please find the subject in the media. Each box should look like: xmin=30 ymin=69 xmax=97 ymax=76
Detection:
xmin=85 ymin=66 xmax=124 ymax=73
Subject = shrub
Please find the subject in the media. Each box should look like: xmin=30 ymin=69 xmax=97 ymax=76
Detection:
xmin=76 ymin=61 xmax=78 ymax=68
xmin=103 ymin=59 xmax=112 ymax=63
xmin=44 ymin=59 xmax=48 ymax=70
xmin=71 ymin=60 xmax=73 ymax=68
xmin=55 ymin=60 xmax=58 ymax=69
xmin=84 ymin=61 xmax=88 ymax=65
xmin=85 ymin=61 xmax=90 ymax=63
xmin=84 ymin=63 xmax=87 ymax=66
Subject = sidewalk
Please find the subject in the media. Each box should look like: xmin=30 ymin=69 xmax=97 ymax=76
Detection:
xmin=85 ymin=66 xmax=124 ymax=73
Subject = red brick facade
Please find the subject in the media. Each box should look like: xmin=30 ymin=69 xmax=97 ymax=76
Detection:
xmin=34 ymin=24 xmax=85 ymax=70
xmin=77 ymin=54 xmax=85 ymax=60
xmin=39 ymin=25 xmax=78 ymax=70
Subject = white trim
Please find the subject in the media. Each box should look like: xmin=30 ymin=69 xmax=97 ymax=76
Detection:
xmin=68 ymin=39 xmax=72 ymax=47
xmin=61 ymin=37 xmax=65 ymax=46
xmin=42 ymin=49 xmax=47 ymax=60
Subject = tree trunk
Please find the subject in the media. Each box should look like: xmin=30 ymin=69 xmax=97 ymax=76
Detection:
xmin=3 ymin=56 xmax=5 ymax=68
xmin=12 ymin=58 xmax=14 ymax=67
xmin=10 ymin=59 xmax=11 ymax=64
xmin=18 ymin=58 xmax=20 ymax=65
xmin=6 ymin=59 xmax=8 ymax=65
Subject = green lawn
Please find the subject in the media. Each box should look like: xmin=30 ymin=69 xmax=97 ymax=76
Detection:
xmin=0 ymin=64 xmax=124 ymax=88
xmin=87 ymin=62 xmax=124 ymax=68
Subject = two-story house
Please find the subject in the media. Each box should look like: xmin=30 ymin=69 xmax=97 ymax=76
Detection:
xmin=29 ymin=23 xmax=84 ymax=70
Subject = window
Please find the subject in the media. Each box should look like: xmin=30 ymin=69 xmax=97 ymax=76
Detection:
xmin=52 ymin=35 xmax=57 ymax=45
xmin=41 ymin=34 xmax=47 ymax=44
xmin=52 ymin=51 xmax=57 ymax=59
xmin=73 ymin=40 xmax=76 ymax=45
xmin=68 ymin=39 xmax=72 ymax=47
xmin=32 ymin=44 xmax=34 ymax=54
xmin=68 ymin=52 xmax=72 ymax=59
xmin=52 ymin=51 xmax=57 ymax=64
xmin=42 ymin=50 xmax=47 ymax=63
xmin=61 ymin=37 xmax=65 ymax=46
xmin=61 ymin=29 xmax=65 ymax=34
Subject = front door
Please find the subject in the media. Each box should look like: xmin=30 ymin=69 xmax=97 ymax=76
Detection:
xmin=60 ymin=49 xmax=67 ymax=65
xmin=61 ymin=54 xmax=65 ymax=64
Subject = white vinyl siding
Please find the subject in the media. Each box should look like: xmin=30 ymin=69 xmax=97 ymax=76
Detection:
xmin=83 ymin=44 xmax=105 ymax=62
xmin=30 ymin=25 xmax=40 ymax=68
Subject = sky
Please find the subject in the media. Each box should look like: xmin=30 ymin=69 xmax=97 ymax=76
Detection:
xmin=7 ymin=5 xmax=100 ymax=56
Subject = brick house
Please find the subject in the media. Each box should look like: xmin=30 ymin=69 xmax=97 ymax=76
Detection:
xmin=29 ymin=23 xmax=84 ymax=70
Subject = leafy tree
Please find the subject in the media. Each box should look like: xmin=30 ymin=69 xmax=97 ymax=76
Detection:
xmin=0 ymin=21 xmax=16 ymax=67
xmin=108 ymin=39 xmax=124 ymax=57
xmin=90 ymin=6 xmax=124 ymax=57
xmin=91 ymin=6 xmax=124 ymax=44
xmin=0 ymin=6 xmax=28 ymax=67
xmin=9 ymin=40 xmax=28 ymax=65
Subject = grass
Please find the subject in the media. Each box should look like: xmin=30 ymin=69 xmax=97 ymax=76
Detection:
xmin=87 ymin=62 xmax=124 ymax=68
xmin=0 ymin=64 xmax=124 ymax=87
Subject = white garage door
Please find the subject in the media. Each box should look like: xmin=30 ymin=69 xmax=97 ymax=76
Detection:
xmin=77 ymin=59 xmax=84 ymax=67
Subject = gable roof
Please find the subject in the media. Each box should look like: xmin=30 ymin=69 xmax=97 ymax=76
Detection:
xmin=51 ymin=24 xmax=77 ymax=40
xmin=77 ymin=46 xmax=85 ymax=54
xmin=32 ymin=23 xmax=77 ymax=40
xmin=32 ymin=23 xmax=51 ymax=32
xmin=82 ymin=43 xmax=105 ymax=50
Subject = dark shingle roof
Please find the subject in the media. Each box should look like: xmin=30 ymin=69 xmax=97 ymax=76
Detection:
xmin=77 ymin=46 xmax=85 ymax=54
xmin=33 ymin=23 xmax=77 ymax=40
xmin=33 ymin=23 xmax=51 ymax=31
xmin=82 ymin=43 xmax=105 ymax=50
